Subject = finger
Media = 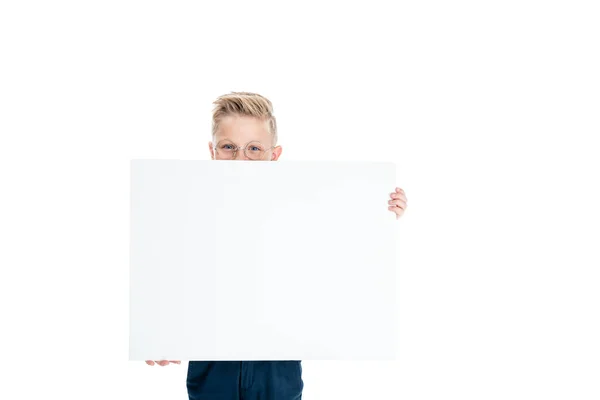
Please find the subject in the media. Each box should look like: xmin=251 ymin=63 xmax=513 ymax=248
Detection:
xmin=389 ymin=206 xmax=405 ymax=218
xmin=390 ymin=192 xmax=407 ymax=201
xmin=388 ymin=199 xmax=406 ymax=209
xmin=170 ymin=361 xmax=181 ymax=364
xmin=146 ymin=360 xmax=155 ymax=366
xmin=158 ymin=360 xmax=170 ymax=366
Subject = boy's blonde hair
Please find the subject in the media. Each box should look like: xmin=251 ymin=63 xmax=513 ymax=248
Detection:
xmin=211 ymin=91 xmax=278 ymax=145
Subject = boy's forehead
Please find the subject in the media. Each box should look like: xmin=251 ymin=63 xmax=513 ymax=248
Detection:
xmin=216 ymin=115 xmax=271 ymax=143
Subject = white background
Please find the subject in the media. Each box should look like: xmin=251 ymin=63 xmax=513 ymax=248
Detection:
xmin=1 ymin=1 xmax=598 ymax=399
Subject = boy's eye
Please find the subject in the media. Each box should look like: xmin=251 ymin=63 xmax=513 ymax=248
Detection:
xmin=222 ymin=144 xmax=235 ymax=150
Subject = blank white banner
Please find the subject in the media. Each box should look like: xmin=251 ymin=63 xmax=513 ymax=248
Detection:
xmin=129 ymin=160 xmax=398 ymax=361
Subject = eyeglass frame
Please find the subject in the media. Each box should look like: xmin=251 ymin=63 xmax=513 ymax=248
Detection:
xmin=213 ymin=139 xmax=276 ymax=160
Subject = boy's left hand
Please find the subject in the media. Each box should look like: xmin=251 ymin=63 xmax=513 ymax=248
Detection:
xmin=388 ymin=187 xmax=407 ymax=220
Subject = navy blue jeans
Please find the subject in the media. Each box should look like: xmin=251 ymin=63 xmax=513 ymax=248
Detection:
xmin=186 ymin=361 xmax=303 ymax=400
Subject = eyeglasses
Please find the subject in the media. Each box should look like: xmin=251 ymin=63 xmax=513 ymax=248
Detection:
xmin=214 ymin=139 xmax=275 ymax=161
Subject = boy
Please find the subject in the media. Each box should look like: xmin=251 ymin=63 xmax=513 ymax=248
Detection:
xmin=145 ymin=92 xmax=408 ymax=399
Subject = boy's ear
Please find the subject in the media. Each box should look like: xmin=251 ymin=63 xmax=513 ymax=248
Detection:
xmin=271 ymin=145 xmax=282 ymax=161
xmin=208 ymin=141 xmax=215 ymax=160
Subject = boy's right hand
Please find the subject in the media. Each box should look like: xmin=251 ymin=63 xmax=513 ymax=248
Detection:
xmin=145 ymin=360 xmax=181 ymax=366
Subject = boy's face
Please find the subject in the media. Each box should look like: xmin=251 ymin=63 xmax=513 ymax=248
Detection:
xmin=208 ymin=115 xmax=282 ymax=161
